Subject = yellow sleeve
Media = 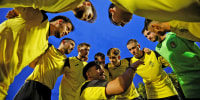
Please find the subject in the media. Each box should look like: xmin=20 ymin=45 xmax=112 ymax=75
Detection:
xmin=110 ymin=0 xmax=200 ymax=22
xmin=157 ymin=56 xmax=170 ymax=68
xmin=0 ymin=0 xmax=84 ymax=13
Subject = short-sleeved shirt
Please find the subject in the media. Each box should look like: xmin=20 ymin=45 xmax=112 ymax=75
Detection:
xmin=110 ymin=0 xmax=200 ymax=22
xmin=0 ymin=0 xmax=84 ymax=13
xmin=75 ymin=80 xmax=108 ymax=100
xmin=106 ymin=59 xmax=140 ymax=99
xmin=59 ymin=56 xmax=87 ymax=100
xmin=27 ymin=44 xmax=67 ymax=89
xmin=131 ymin=51 xmax=178 ymax=99
xmin=156 ymin=32 xmax=200 ymax=98
xmin=0 ymin=7 xmax=49 ymax=99
xmin=170 ymin=20 xmax=200 ymax=42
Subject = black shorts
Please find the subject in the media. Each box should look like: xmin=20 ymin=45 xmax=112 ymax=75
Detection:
xmin=14 ymin=80 xmax=51 ymax=100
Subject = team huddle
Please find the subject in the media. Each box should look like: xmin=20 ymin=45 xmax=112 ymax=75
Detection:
xmin=0 ymin=0 xmax=200 ymax=100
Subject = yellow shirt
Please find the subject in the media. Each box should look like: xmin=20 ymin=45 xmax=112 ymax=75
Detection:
xmin=107 ymin=58 xmax=140 ymax=100
xmin=170 ymin=21 xmax=200 ymax=42
xmin=59 ymin=56 xmax=87 ymax=100
xmin=75 ymin=80 xmax=108 ymax=100
xmin=0 ymin=7 xmax=49 ymax=99
xmin=0 ymin=0 xmax=84 ymax=13
xmin=26 ymin=45 xmax=66 ymax=89
xmin=110 ymin=0 xmax=200 ymax=22
xmin=131 ymin=51 xmax=178 ymax=99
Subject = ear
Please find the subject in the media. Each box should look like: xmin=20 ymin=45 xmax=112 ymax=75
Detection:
xmin=62 ymin=40 xmax=65 ymax=45
xmin=138 ymin=44 xmax=141 ymax=48
xmin=109 ymin=8 xmax=116 ymax=14
xmin=86 ymin=72 xmax=91 ymax=78
xmin=151 ymin=24 xmax=161 ymax=31
xmin=78 ymin=48 xmax=81 ymax=52
xmin=58 ymin=19 xmax=63 ymax=24
xmin=83 ymin=1 xmax=91 ymax=6
xmin=118 ymin=56 xmax=121 ymax=59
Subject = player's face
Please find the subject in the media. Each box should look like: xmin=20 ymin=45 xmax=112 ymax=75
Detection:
xmin=79 ymin=46 xmax=90 ymax=58
xmin=127 ymin=42 xmax=140 ymax=58
xmin=89 ymin=65 xmax=105 ymax=80
xmin=64 ymin=41 xmax=75 ymax=54
xmin=108 ymin=55 xmax=120 ymax=66
xmin=74 ymin=1 xmax=94 ymax=22
xmin=143 ymin=30 xmax=158 ymax=42
xmin=96 ymin=57 xmax=105 ymax=67
xmin=110 ymin=6 xmax=132 ymax=27
xmin=55 ymin=22 xmax=72 ymax=38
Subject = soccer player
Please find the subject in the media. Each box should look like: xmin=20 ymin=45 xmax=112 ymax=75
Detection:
xmin=94 ymin=52 xmax=110 ymax=81
xmin=75 ymin=60 xmax=144 ymax=100
xmin=127 ymin=39 xmax=180 ymax=100
xmin=0 ymin=0 xmax=97 ymax=23
xmin=144 ymin=19 xmax=200 ymax=42
xmin=108 ymin=0 xmax=200 ymax=27
xmin=59 ymin=43 xmax=90 ymax=100
xmin=142 ymin=25 xmax=200 ymax=98
xmin=0 ymin=12 xmax=74 ymax=99
xmin=105 ymin=48 xmax=141 ymax=100
xmin=13 ymin=38 xmax=75 ymax=100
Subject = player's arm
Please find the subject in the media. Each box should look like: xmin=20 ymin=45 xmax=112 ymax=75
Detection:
xmin=105 ymin=60 xmax=143 ymax=97
xmin=29 ymin=55 xmax=42 ymax=68
xmin=154 ymin=51 xmax=170 ymax=68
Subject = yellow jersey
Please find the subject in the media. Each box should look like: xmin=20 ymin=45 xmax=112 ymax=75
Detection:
xmin=75 ymin=80 xmax=108 ymax=100
xmin=110 ymin=0 xmax=200 ymax=22
xmin=0 ymin=0 xmax=84 ymax=13
xmin=59 ymin=56 xmax=87 ymax=100
xmin=170 ymin=21 xmax=200 ymax=42
xmin=0 ymin=7 xmax=49 ymax=99
xmin=131 ymin=51 xmax=178 ymax=99
xmin=106 ymin=58 xmax=140 ymax=100
xmin=27 ymin=44 xmax=66 ymax=89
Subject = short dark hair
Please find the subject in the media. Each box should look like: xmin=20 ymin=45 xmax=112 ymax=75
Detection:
xmin=126 ymin=39 xmax=138 ymax=46
xmin=77 ymin=43 xmax=90 ymax=49
xmin=108 ymin=3 xmax=119 ymax=26
xmin=141 ymin=27 xmax=146 ymax=34
xmin=83 ymin=61 xmax=100 ymax=80
xmin=144 ymin=19 xmax=153 ymax=30
xmin=94 ymin=52 xmax=105 ymax=60
xmin=50 ymin=15 xmax=75 ymax=31
xmin=107 ymin=48 xmax=120 ymax=56
xmin=59 ymin=38 xmax=75 ymax=45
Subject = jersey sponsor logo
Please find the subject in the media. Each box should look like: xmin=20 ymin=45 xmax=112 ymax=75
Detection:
xmin=170 ymin=41 xmax=176 ymax=48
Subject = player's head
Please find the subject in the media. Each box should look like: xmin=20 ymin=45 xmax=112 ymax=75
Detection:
xmin=83 ymin=61 xmax=105 ymax=80
xmin=59 ymin=38 xmax=75 ymax=54
xmin=107 ymin=48 xmax=121 ymax=66
xmin=94 ymin=52 xmax=105 ymax=67
xmin=108 ymin=3 xmax=132 ymax=27
xmin=50 ymin=16 xmax=74 ymax=38
xmin=73 ymin=0 xmax=97 ymax=23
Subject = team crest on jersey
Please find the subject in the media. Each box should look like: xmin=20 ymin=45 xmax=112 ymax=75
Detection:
xmin=170 ymin=41 xmax=176 ymax=48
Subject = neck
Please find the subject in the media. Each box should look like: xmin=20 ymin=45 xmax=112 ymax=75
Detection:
xmin=162 ymin=22 xmax=171 ymax=32
xmin=57 ymin=47 xmax=65 ymax=55
xmin=49 ymin=23 xmax=55 ymax=36
xmin=77 ymin=55 xmax=85 ymax=61
xmin=135 ymin=51 xmax=144 ymax=59
xmin=158 ymin=34 xmax=167 ymax=43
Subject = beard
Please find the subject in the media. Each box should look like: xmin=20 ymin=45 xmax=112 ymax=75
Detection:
xmin=54 ymin=31 xmax=60 ymax=38
xmin=152 ymin=36 xmax=159 ymax=42
xmin=157 ymin=31 xmax=166 ymax=36
xmin=65 ymin=50 xmax=69 ymax=54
